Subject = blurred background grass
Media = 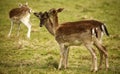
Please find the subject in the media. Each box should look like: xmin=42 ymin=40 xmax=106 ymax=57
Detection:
xmin=0 ymin=0 xmax=120 ymax=74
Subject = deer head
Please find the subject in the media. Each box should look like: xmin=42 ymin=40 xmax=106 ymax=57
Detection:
xmin=19 ymin=2 xmax=32 ymax=13
xmin=34 ymin=11 xmax=55 ymax=35
xmin=34 ymin=12 xmax=50 ymax=27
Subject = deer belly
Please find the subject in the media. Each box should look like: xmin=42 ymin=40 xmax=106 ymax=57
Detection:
xmin=58 ymin=36 xmax=83 ymax=46
xmin=56 ymin=32 xmax=91 ymax=46
xmin=65 ymin=39 xmax=82 ymax=46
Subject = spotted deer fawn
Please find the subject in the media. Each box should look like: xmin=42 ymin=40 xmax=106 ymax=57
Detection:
xmin=8 ymin=3 xmax=32 ymax=38
xmin=34 ymin=8 xmax=109 ymax=72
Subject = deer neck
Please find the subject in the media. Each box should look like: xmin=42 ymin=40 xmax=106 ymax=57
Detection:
xmin=44 ymin=18 xmax=55 ymax=36
xmin=50 ymin=15 xmax=59 ymax=32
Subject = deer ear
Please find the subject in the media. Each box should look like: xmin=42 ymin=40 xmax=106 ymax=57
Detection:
xmin=57 ymin=8 xmax=64 ymax=13
xmin=43 ymin=12 xmax=47 ymax=18
xmin=18 ymin=3 xmax=22 ymax=7
xmin=39 ymin=12 xmax=43 ymax=18
xmin=39 ymin=12 xmax=43 ymax=16
xmin=25 ymin=2 xmax=28 ymax=5
xmin=49 ymin=8 xmax=56 ymax=14
xmin=34 ymin=12 xmax=42 ymax=18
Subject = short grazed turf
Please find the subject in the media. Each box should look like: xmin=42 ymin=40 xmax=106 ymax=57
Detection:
xmin=0 ymin=0 xmax=120 ymax=74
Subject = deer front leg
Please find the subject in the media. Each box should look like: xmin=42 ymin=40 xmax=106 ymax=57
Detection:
xmin=63 ymin=46 xmax=69 ymax=69
xmin=21 ymin=19 xmax=31 ymax=38
xmin=26 ymin=22 xmax=31 ymax=38
xmin=8 ymin=21 xmax=14 ymax=37
xmin=17 ymin=23 xmax=21 ymax=37
xmin=58 ymin=44 xmax=65 ymax=70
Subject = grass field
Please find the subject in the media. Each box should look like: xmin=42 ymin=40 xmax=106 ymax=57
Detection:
xmin=0 ymin=0 xmax=120 ymax=74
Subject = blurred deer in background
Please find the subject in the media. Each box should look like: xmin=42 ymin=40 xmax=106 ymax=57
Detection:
xmin=8 ymin=2 xmax=32 ymax=38
xmin=34 ymin=8 xmax=109 ymax=72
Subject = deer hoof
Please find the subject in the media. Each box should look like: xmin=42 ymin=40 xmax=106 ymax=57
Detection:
xmin=98 ymin=66 xmax=102 ymax=70
xmin=91 ymin=69 xmax=98 ymax=72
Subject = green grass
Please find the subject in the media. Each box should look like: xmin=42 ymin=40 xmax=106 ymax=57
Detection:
xmin=0 ymin=0 xmax=120 ymax=74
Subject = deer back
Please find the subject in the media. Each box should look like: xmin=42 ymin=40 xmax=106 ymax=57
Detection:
xmin=56 ymin=20 xmax=103 ymax=35
xmin=9 ymin=6 xmax=31 ymax=19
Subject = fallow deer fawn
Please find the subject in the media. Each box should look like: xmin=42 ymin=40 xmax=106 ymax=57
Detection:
xmin=8 ymin=3 xmax=32 ymax=38
xmin=34 ymin=8 xmax=109 ymax=72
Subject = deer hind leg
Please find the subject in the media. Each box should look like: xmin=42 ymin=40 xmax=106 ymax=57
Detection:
xmin=98 ymin=50 xmax=103 ymax=70
xmin=84 ymin=43 xmax=98 ymax=72
xmin=96 ymin=31 xmax=104 ymax=70
xmin=21 ymin=19 xmax=31 ymax=38
xmin=94 ymin=41 xmax=109 ymax=71
xmin=8 ymin=21 xmax=14 ymax=37
xmin=101 ymin=45 xmax=109 ymax=71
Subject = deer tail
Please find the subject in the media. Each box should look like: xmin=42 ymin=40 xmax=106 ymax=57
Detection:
xmin=100 ymin=24 xmax=109 ymax=36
